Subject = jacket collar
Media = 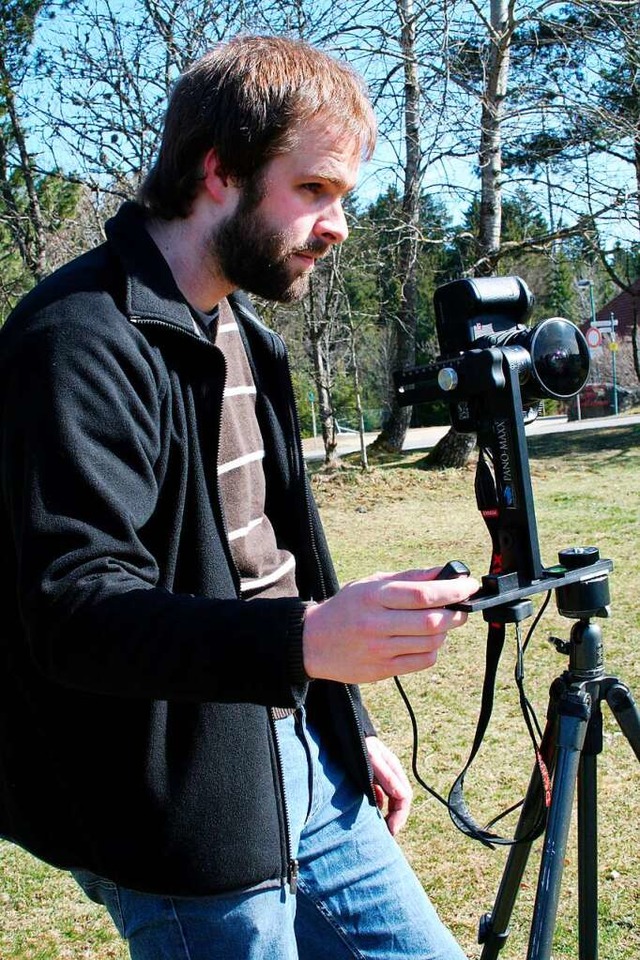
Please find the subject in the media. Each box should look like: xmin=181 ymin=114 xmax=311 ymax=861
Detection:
xmin=105 ymin=202 xmax=282 ymax=354
xmin=105 ymin=201 xmax=199 ymax=336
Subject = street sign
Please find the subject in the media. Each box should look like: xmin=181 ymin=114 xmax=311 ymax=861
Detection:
xmin=585 ymin=327 xmax=602 ymax=348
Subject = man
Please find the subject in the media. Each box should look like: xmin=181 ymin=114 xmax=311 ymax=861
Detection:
xmin=0 ymin=35 xmax=478 ymax=960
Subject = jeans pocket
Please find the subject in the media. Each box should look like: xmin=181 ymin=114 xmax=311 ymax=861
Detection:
xmin=71 ymin=869 xmax=127 ymax=938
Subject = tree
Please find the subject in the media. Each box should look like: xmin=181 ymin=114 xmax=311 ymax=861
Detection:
xmin=1 ymin=1 xmax=48 ymax=278
xmin=476 ymin=0 xmax=513 ymax=275
xmin=30 ymin=0 xmax=309 ymax=195
xmin=302 ymin=251 xmax=346 ymax=467
xmin=0 ymin=0 xmax=78 ymax=316
xmin=319 ymin=0 xmax=483 ymax=455
xmin=499 ymin=1 xmax=640 ymax=387
xmin=503 ymin=2 xmax=640 ymax=279
xmin=426 ymin=0 xmax=517 ymax=470
xmin=356 ymin=186 xmax=453 ymax=419
xmin=367 ymin=0 xmax=424 ymax=453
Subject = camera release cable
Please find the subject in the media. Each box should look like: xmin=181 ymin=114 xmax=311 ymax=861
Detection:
xmin=393 ymin=563 xmax=552 ymax=848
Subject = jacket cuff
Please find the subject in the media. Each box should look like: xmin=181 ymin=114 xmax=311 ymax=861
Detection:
xmin=287 ymin=602 xmax=313 ymax=685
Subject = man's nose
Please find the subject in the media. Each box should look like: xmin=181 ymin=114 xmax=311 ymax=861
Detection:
xmin=314 ymin=200 xmax=349 ymax=245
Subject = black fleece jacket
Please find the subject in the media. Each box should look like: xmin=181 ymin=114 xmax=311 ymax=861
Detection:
xmin=0 ymin=201 xmax=374 ymax=896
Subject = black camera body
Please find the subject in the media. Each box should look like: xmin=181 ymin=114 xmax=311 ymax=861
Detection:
xmin=396 ymin=276 xmax=590 ymax=433
xmin=394 ymin=277 xmax=610 ymax=612
xmin=434 ymin=275 xmax=535 ymax=356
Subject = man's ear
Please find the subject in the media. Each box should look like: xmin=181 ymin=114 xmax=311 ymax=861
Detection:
xmin=201 ymin=149 xmax=233 ymax=204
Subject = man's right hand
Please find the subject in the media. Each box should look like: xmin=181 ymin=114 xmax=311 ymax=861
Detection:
xmin=302 ymin=566 xmax=480 ymax=684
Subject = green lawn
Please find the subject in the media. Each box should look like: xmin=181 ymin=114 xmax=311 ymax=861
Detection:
xmin=1 ymin=422 xmax=639 ymax=958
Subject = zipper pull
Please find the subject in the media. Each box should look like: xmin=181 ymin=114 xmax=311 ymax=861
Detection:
xmin=288 ymin=858 xmax=299 ymax=895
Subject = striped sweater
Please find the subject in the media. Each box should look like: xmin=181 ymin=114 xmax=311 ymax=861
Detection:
xmin=194 ymin=299 xmax=298 ymax=600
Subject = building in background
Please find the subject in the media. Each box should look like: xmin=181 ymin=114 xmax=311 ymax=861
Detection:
xmin=579 ymin=280 xmax=640 ymax=416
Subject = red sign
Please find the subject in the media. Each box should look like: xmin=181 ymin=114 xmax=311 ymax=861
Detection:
xmin=586 ymin=327 xmax=602 ymax=348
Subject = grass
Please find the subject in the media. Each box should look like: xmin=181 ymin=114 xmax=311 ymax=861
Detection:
xmin=1 ymin=422 xmax=639 ymax=958
xmin=315 ymin=422 xmax=640 ymax=959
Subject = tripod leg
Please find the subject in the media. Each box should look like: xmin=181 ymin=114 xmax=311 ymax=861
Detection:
xmin=528 ymin=690 xmax=590 ymax=960
xmin=606 ymin=681 xmax=640 ymax=762
xmin=575 ymin=679 xmax=640 ymax=959
xmin=578 ymin=751 xmax=598 ymax=958
xmin=577 ymin=694 xmax=603 ymax=960
xmin=479 ymin=717 xmax=556 ymax=959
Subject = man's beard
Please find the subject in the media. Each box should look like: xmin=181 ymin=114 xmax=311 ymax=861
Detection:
xmin=211 ymin=183 xmax=328 ymax=303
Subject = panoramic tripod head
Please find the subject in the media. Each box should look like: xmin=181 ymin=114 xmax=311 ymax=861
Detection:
xmin=394 ymin=276 xmax=611 ymax=613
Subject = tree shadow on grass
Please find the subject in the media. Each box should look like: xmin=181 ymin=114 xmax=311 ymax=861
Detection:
xmin=526 ymin=424 xmax=640 ymax=462
xmin=335 ymin=423 xmax=639 ymax=474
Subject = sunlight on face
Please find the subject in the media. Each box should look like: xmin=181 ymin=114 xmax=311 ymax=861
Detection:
xmin=212 ymin=119 xmax=361 ymax=302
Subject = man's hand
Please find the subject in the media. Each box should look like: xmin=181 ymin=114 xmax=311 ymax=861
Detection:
xmin=302 ymin=566 xmax=479 ymax=684
xmin=366 ymin=736 xmax=412 ymax=836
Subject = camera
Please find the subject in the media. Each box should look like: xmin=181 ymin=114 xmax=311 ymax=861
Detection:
xmin=435 ymin=276 xmax=589 ymax=403
xmin=395 ymin=276 xmax=590 ymax=430
xmin=394 ymin=276 xmax=604 ymax=611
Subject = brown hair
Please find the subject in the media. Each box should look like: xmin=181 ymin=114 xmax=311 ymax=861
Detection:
xmin=138 ymin=35 xmax=377 ymax=219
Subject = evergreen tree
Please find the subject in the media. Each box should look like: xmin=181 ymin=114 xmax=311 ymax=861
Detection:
xmin=504 ymin=2 xmax=640 ymax=277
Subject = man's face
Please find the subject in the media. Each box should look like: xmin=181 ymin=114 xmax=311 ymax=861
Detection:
xmin=212 ymin=120 xmax=361 ymax=303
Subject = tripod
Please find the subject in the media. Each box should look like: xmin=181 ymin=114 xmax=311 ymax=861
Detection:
xmin=393 ymin=274 xmax=637 ymax=957
xmin=478 ymin=567 xmax=640 ymax=960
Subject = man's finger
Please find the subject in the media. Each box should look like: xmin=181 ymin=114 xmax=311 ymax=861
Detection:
xmin=378 ymin=577 xmax=479 ymax=610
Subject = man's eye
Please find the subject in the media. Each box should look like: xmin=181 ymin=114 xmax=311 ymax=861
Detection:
xmin=301 ymin=183 xmax=323 ymax=195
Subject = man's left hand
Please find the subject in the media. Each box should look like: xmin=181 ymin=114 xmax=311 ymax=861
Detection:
xmin=365 ymin=736 xmax=413 ymax=836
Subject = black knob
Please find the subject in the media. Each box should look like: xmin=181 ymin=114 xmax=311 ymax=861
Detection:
xmin=558 ymin=546 xmax=600 ymax=570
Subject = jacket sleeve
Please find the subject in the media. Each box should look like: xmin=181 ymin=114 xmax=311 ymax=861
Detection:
xmin=0 ymin=301 xmax=309 ymax=708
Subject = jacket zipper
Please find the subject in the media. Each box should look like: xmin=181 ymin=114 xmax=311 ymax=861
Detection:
xmin=235 ymin=325 xmax=304 ymax=891
xmin=129 ymin=314 xmax=213 ymax=346
xmin=269 ymin=708 xmax=299 ymax=894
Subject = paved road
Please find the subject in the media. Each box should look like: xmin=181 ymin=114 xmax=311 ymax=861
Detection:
xmin=302 ymin=412 xmax=640 ymax=460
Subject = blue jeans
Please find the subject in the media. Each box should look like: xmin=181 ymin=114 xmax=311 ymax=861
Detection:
xmin=73 ymin=710 xmax=466 ymax=959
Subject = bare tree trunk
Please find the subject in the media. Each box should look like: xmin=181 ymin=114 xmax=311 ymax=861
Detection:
xmin=632 ymin=300 xmax=640 ymax=384
xmin=304 ymin=254 xmax=343 ymax=466
xmin=424 ymin=0 xmax=512 ymax=470
xmin=372 ymin=0 xmax=421 ymax=454
xmin=635 ymin=114 xmax=640 ymax=235
xmin=308 ymin=325 xmax=339 ymax=464
xmin=422 ymin=429 xmax=477 ymax=469
xmin=477 ymin=0 xmax=511 ymax=275
xmin=346 ymin=309 xmax=369 ymax=470
xmin=624 ymin=3 xmax=640 ymax=236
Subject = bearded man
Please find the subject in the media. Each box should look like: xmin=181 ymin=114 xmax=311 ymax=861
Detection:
xmin=0 ymin=34 xmax=477 ymax=960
